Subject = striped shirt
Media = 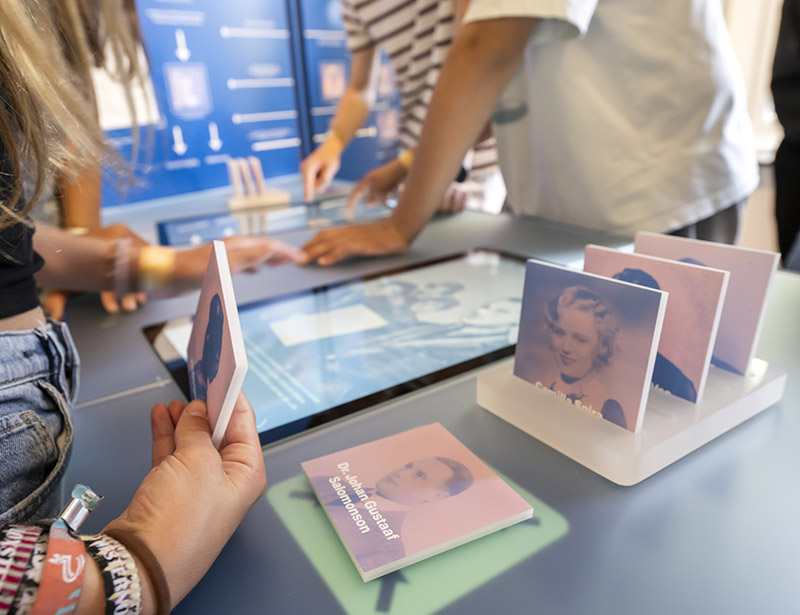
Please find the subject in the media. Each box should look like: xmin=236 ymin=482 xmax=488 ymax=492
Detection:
xmin=342 ymin=0 xmax=499 ymax=177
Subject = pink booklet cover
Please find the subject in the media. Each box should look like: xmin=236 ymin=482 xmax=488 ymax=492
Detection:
xmin=584 ymin=245 xmax=729 ymax=404
xmin=301 ymin=423 xmax=532 ymax=582
xmin=186 ymin=241 xmax=248 ymax=448
xmin=634 ymin=231 xmax=779 ymax=375
xmin=514 ymin=260 xmax=667 ymax=433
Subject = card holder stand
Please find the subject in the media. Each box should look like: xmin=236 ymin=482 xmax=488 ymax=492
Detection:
xmin=226 ymin=156 xmax=291 ymax=213
xmin=476 ymin=357 xmax=786 ymax=485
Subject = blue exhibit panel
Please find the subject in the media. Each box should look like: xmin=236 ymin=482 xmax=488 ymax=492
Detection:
xmin=104 ymin=0 xmax=303 ymax=206
xmin=298 ymin=0 xmax=400 ymax=181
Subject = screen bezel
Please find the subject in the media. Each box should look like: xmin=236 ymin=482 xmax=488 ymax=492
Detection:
xmin=143 ymin=248 xmax=531 ymax=446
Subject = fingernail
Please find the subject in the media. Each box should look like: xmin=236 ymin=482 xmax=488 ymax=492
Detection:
xmin=186 ymin=400 xmax=207 ymax=417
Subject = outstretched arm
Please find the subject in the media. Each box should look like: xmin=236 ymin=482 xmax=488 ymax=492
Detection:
xmin=300 ymin=46 xmax=377 ymax=202
xmin=33 ymin=225 xmax=302 ymax=295
xmin=300 ymin=17 xmax=536 ymax=265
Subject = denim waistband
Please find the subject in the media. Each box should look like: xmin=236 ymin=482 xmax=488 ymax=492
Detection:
xmin=0 ymin=319 xmax=79 ymax=403
xmin=0 ymin=318 xmax=80 ymax=404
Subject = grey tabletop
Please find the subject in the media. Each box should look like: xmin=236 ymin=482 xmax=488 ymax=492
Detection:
xmin=63 ymin=211 xmax=800 ymax=615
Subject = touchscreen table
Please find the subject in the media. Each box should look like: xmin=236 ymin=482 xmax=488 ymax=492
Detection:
xmin=146 ymin=249 xmax=527 ymax=444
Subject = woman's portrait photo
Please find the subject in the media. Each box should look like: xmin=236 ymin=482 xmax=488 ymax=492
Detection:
xmin=542 ymin=286 xmax=625 ymax=427
xmin=514 ymin=261 xmax=668 ymax=433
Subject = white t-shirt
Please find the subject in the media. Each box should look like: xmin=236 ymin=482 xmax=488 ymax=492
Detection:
xmin=463 ymin=0 xmax=759 ymax=233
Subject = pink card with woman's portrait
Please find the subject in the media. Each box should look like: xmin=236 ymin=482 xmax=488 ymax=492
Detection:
xmin=514 ymin=260 xmax=668 ymax=433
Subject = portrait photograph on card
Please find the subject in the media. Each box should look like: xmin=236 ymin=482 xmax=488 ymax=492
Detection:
xmin=301 ymin=423 xmax=532 ymax=581
xmin=514 ymin=260 xmax=667 ymax=433
xmin=584 ymin=245 xmax=729 ymax=404
xmin=187 ymin=241 xmax=248 ymax=448
xmin=634 ymin=231 xmax=779 ymax=375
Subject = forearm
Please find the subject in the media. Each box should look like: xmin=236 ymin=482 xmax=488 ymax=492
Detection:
xmin=390 ymin=18 xmax=535 ymax=241
xmin=33 ymin=225 xmax=116 ymax=291
xmin=58 ymin=164 xmax=103 ymax=230
xmin=33 ymin=225 xmax=205 ymax=294
xmin=474 ymin=121 xmax=493 ymax=147
xmin=327 ymin=46 xmax=375 ymax=147
xmin=328 ymin=87 xmax=372 ymax=148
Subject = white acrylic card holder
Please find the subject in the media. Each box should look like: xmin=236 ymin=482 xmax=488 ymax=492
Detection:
xmin=227 ymin=156 xmax=291 ymax=212
xmin=477 ymin=357 xmax=786 ymax=485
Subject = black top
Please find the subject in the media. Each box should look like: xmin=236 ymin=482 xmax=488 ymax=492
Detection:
xmin=0 ymin=139 xmax=44 ymax=319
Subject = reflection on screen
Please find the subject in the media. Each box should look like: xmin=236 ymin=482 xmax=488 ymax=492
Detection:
xmin=156 ymin=251 xmax=527 ymax=438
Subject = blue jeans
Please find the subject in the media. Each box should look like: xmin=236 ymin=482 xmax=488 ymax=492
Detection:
xmin=0 ymin=319 xmax=78 ymax=525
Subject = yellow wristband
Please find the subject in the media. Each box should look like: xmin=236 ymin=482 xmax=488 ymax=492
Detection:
xmin=326 ymin=128 xmax=345 ymax=149
xmin=137 ymin=246 xmax=176 ymax=293
xmin=397 ymin=148 xmax=414 ymax=170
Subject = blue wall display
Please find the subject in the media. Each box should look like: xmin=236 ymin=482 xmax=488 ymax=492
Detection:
xmin=296 ymin=0 xmax=401 ymax=181
xmin=103 ymin=0 xmax=400 ymax=208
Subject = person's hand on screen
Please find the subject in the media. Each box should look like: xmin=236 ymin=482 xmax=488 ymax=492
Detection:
xmin=299 ymin=218 xmax=409 ymax=266
xmin=347 ymin=169 xmax=470 ymax=217
xmin=103 ymin=393 xmax=266 ymax=609
xmin=440 ymin=182 xmax=470 ymax=213
xmin=299 ymin=139 xmax=344 ymax=203
xmin=346 ymin=160 xmax=407 ymax=213
xmin=220 ymin=236 xmax=303 ymax=274
xmin=150 ymin=236 xmax=301 ymax=298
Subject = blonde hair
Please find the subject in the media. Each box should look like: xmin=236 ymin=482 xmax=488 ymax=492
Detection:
xmin=0 ymin=0 xmax=143 ymax=230
xmin=545 ymin=285 xmax=619 ymax=369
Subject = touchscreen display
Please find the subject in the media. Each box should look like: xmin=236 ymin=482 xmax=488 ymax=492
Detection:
xmin=146 ymin=249 xmax=527 ymax=445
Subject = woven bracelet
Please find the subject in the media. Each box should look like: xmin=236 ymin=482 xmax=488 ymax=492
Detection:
xmin=82 ymin=533 xmax=141 ymax=615
xmin=104 ymin=529 xmax=171 ymax=615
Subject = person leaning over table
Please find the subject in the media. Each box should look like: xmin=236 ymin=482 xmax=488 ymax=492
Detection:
xmin=299 ymin=0 xmax=505 ymax=214
xmin=300 ymin=0 xmax=759 ymax=266
xmin=0 ymin=1 xmax=301 ymax=613
xmin=772 ymin=0 xmax=800 ymax=270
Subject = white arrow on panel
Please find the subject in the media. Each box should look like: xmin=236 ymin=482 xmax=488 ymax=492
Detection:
xmin=172 ymin=126 xmax=188 ymax=155
xmin=175 ymin=29 xmax=191 ymax=61
xmin=208 ymin=122 xmax=223 ymax=151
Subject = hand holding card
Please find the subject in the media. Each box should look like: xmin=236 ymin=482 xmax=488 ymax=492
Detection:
xmin=186 ymin=241 xmax=248 ymax=448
